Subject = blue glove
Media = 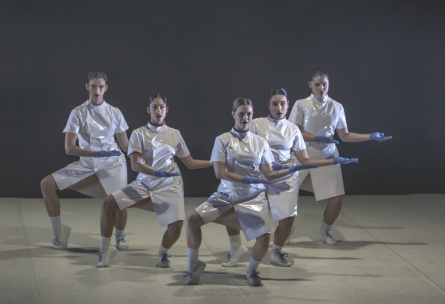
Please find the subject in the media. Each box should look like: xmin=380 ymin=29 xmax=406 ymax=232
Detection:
xmin=272 ymin=163 xmax=290 ymax=171
xmin=242 ymin=177 xmax=271 ymax=184
xmin=315 ymin=135 xmax=339 ymax=144
xmin=333 ymin=157 xmax=358 ymax=165
xmin=289 ymin=164 xmax=319 ymax=173
xmin=369 ymin=132 xmax=392 ymax=142
xmin=153 ymin=171 xmax=182 ymax=177
xmin=94 ymin=150 xmax=121 ymax=158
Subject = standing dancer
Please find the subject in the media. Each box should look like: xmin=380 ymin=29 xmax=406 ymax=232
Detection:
xmin=223 ymin=89 xmax=357 ymax=268
xmin=288 ymin=70 xmax=392 ymax=245
xmin=40 ymin=71 xmax=130 ymax=251
xmin=184 ymin=98 xmax=318 ymax=286
xmin=97 ymin=93 xmax=211 ymax=268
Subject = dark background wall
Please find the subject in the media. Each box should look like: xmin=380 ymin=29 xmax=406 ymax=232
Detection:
xmin=1 ymin=0 xmax=444 ymax=198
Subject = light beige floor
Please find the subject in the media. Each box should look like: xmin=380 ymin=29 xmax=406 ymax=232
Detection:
xmin=0 ymin=195 xmax=444 ymax=304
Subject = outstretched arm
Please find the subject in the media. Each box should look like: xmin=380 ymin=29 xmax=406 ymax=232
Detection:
xmin=298 ymin=126 xmax=339 ymax=144
xmin=336 ymin=127 xmax=372 ymax=142
xmin=179 ymin=155 xmax=212 ymax=169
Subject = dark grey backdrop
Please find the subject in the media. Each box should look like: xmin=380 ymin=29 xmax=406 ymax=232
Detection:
xmin=1 ymin=0 xmax=444 ymax=198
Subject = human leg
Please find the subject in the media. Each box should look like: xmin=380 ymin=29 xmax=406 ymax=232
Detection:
xmin=319 ymin=195 xmax=343 ymax=245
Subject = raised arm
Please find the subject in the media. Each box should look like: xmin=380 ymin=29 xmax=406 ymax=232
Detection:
xmin=179 ymin=155 xmax=212 ymax=169
xmin=115 ymin=131 xmax=129 ymax=152
xmin=293 ymin=149 xmax=358 ymax=166
xmin=260 ymin=163 xmax=319 ymax=181
xmin=64 ymin=132 xmax=94 ymax=157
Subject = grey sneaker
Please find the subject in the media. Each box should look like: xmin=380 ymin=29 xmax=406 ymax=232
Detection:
xmin=157 ymin=253 xmax=172 ymax=268
xmin=319 ymin=231 xmax=337 ymax=245
xmin=246 ymin=271 xmax=262 ymax=286
xmin=184 ymin=260 xmax=206 ymax=285
xmin=96 ymin=246 xmax=118 ymax=268
xmin=53 ymin=224 xmax=71 ymax=250
xmin=221 ymin=245 xmax=249 ymax=267
xmin=116 ymin=234 xmax=129 ymax=251
xmin=270 ymin=249 xmax=291 ymax=267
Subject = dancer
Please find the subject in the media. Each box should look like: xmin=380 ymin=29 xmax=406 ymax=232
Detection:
xmin=40 ymin=71 xmax=130 ymax=251
xmin=288 ymin=70 xmax=392 ymax=245
xmin=184 ymin=97 xmax=318 ymax=287
xmin=223 ymin=88 xmax=357 ymax=268
xmin=97 ymin=93 xmax=211 ymax=268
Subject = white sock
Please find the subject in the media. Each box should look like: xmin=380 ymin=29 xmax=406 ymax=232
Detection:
xmin=50 ymin=216 xmax=62 ymax=239
xmin=229 ymin=234 xmax=242 ymax=255
xmin=247 ymin=257 xmax=261 ymax=274
xmin=158 ymin=245 xmax=168 ymax=257
xmin=320 ymin=222 xmax=332 ymax=235
xmin=272 ymin=243 xmax=282 ymax=253
xmin=187 ymin=247 xmax=199 ymax=272
xmin=100 ymin=237 xmax=111 ymax=253
xmin=115 ymin=229 xmax=124 ymax=241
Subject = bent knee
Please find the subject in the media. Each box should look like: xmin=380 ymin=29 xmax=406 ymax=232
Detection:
xmin=328 ymin=196 xmax=343 ymax=206
xmin=279 ymin=217 xmax=294 ymax=231
xmin=41 ymin=175 xmax=58 ymax=193
xmin=102 ymin=196 xmax=119 ymax=212
xmin=187 ymin=213 xmax=203 ymax=227
xmin=169 ymin=221 xmax=183 ymax=235
xmin=257 ymin=233 xmax=270 ymax=243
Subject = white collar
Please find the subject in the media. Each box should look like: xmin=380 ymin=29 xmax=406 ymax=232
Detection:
xmin=230 ymin=128 xmax=250 ymax=140
xmin=146 ymin=121 xmax=165 ymax=132
xmin=267 ymin=115 xmax=286 ymax=127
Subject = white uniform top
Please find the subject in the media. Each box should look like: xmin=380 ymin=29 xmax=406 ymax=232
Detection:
xmin=288 ymin=94 xmax=347 ymax=159
xmin=128 ymin=122 xmax=190 ymax=186
xmin=210 ymin=128 xmax=274 ymax=204
xmin=251 ymin=116 xmax=306 ymax=164
xmin=63 ymin=100 xmax=128 ymax=168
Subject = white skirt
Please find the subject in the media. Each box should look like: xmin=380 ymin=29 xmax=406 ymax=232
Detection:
xmin=266 ymin=170 xmax=299 ymax=221
xmin=52 ymin=161 xmax=127 ymax=198
xmin=112 ymin=176 xmax=185 ymax=227
xmin=196 ymin=192 xmax=271 ymax=242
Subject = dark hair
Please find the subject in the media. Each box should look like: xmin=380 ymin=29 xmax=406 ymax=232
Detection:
xmin=149 ymin=92 xmax=167 ymax=104
xmin=232 ymin=97 xmax=253 ymax=112
xmin=270 ymin=88 xmax=287 ymax=98
xmin=87 ymin=71 xmax=107 ymax=83
xmin=309 ymin=69 xmax=329 ymax=81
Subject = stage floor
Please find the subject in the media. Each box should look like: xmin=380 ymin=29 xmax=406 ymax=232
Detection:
xmin=1 ymin=195 xmax=444 ymax=304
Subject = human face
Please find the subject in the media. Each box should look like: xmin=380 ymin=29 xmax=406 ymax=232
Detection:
xmin=308 ymin=76 xmax=329 ymax=100
xmin=86 ymin=78 xmax=108 ymax=105
xmin=232 ymin=105 xmax=253 ymax=132
xmin=268 ymin=95 xmax=288 ymax=120
xmin=147 ymin=98 xmax=168 ymax=126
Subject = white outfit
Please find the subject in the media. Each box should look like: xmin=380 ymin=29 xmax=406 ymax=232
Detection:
xmin=112 ymin=122 xmax=190 ymax=227
xmin=288 ymin=94 xmax=347 ymax=201
xmin=251 ymin=116 xmax=306 ymax=221
xmin=195 ymin=129 xmax=274 ymax=241
xmin=52 ymin=101 xmax=128 ymax=197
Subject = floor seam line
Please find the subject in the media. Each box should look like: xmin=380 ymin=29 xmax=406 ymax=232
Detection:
xmin=341 ymin=211 xmax=445 ymax=296
xmin=18 ymin=200 xmax=43 ymax=304
xmin=200 ymin=238 xmax=253 ymax=304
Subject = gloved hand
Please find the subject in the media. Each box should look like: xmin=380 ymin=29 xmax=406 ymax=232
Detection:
xmin=94 ymin=150 xmax=121 ymax=158
xmin=315 ymin=135 xmax=339 ymax=144
xmin=272 ymin=163 xmax=290 ymax=171
xmin=242 ymin=177 xmax=271 ymax=184
xmin=369 ymin=132 xmax=392 ymax=142
xmin=153 ymin=171 xmax=182 ymax=177
xmin=289 ymin=164 xmax=319 ymax=173
xmin=333 ymin=157 xmax=358 ymax=165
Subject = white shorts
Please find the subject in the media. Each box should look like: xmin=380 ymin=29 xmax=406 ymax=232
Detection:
xmin=112 ymin=176 xmax=185 ymax=227
xmin=196 ymin=192 xmax=271 ymax=242
xmin=52 ymin=161 xmax=127 ymax=198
